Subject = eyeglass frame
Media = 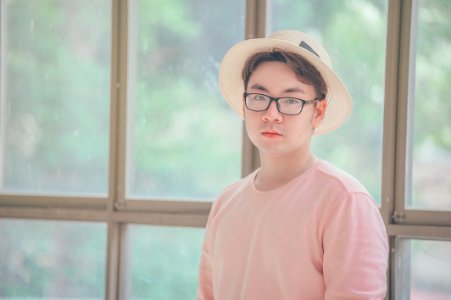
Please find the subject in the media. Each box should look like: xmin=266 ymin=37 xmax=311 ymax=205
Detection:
xmin=243 ymin=92 xmax=324 ymax=115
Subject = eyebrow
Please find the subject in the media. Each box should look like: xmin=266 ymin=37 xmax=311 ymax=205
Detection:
xmin=248 ymin=84 xmax=307 ymax=95
xmin=248 ymin=84 xmax=268 ymax=92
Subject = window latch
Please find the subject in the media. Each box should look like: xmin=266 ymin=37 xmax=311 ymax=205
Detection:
xmin=392 ymin=211 xmax=404 ymax=223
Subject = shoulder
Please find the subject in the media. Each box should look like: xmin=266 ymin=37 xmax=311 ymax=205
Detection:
xmin=209 ymin=170 xmax=257 ymax=217
xmin=314 ymin=160 xmax=369 ymax=195
xmin=311 ymin=161 xmax=383 ymax=228
xmin=219 ymin=170 xmax=255 ymax=200
xmin=309 ymin=160 xmax=379 ymax=211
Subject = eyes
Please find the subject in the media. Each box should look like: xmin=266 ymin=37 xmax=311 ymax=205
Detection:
xmin=281 ymin=98 xmax=302 ymax=105
xmin=244 ymin=92 xmax=320 ymax=115
xmin=249 ymin=93 xmax=303 ymax=105
xmin=253 ymin=94 xmax=268 ymax=101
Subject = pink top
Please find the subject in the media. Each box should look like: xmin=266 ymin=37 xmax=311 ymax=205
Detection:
xmin=197 ymin=160 xmax=388 ymax=300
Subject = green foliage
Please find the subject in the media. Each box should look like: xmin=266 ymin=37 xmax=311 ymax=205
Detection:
xmin=414 ymin=0 xmax=451 ymax=151
xmin=3 ymin=0 xmax=111 ymax=194
xmin=0 ymin=219 xmax=106 ymax=297
xmin=128 ymin=225 xmax=204 ymax=299
xmin=127 ymin=0 xmax=243 ymax=198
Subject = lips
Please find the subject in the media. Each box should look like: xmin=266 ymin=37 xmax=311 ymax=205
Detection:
xmin=261 ymin=130 xmax=283 ymax=138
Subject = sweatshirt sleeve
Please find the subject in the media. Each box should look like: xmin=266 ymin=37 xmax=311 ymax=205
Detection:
xmin=197 ymin=204 xmax=217 ymax=300
xmin=323 ymin=192 xmax=388 ymax=300
xmin=197 ymin=225 xmax=214 ymax=300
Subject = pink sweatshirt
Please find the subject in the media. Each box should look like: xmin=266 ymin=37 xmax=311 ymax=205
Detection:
xmin=197 ymin=160 xmax=388 ymax=300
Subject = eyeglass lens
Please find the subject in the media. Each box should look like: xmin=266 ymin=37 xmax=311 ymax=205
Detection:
xmin=245 ymin=93 xmax=305 ymax=115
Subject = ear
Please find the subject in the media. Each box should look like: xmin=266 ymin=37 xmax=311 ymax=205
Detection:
xmin=312 ymin=100 xmax=327 ymax=128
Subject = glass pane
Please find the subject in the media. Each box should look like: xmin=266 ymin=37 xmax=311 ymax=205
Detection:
xmin=0 ymin=219 xmax=106 ymax=298
xmin=395 ymin=239 xmax=451 ymax=299
xmin=269 ymin=0 xmax=388 ymax=205
xmin=124 ymin=225 xmax=204 ymax=299
xmin=126 ymin=0 xmax=244 ymax=199
xmin=410 ymin=0 xmax=451 ymax=210
xmin=0 ymin=0 xmax=111 ymax=195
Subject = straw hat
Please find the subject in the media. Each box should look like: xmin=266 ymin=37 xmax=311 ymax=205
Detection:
xmin=218 ymin=30 xmax=352 ymax=135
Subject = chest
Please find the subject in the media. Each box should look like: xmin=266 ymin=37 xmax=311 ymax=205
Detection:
xmin=212 ymin=194 xmax=325 ymax=266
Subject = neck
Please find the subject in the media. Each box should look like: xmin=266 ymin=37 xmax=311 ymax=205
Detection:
xmin=255 ymin=149 xmax=316 ymax=191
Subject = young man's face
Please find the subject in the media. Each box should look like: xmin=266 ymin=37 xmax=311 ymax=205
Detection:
xmin=243 ymin=61 xmax=326 ymax=157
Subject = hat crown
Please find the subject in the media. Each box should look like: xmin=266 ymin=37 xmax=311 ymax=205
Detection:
xmin=269 ymin=30 xmax=332 ymax=67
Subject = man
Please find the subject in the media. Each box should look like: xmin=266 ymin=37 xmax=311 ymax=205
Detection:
xmin=197 ymin=30 xmax=388 ymax=300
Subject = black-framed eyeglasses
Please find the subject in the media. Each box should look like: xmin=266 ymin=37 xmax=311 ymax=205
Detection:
xmin=243 ymin=92 xmax=323 ymax=115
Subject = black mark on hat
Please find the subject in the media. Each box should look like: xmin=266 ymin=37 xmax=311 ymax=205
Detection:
xmin=299 ymin=41 xmax=319 ymax=58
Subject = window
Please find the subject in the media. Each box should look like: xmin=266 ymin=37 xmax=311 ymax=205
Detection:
xmin=0 ymin=0 xmax=111 ymax=196
xmin=394 ymin=239 xmax=451 ymax=298
xmin=0 ymin=0 xmax=244 ymax=298
xmin=269 ymin=0 xmax=388 ymax=204
xmin=385 ymin=0 xmax=451 ymax=299
xmin=409 ymin=0 xmax=451 ymax=211
xmin=0 ymin=219 xmax=106 ymax=297
xmin=125 ymin=0 xmax=243 ymax=200
xmin=124 ymin=225 xmax=204 ymax=299
xmin=1 ymin=1 xmax=450 ymax=299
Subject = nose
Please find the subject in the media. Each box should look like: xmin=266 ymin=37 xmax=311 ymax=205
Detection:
xmin=262 ymin=101 xmax=283 ymax=122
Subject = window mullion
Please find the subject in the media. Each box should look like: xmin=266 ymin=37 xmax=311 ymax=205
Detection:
xmin=382 ymin=0 xmax=422 ymax=298
xmin=0 ymin=0 xmax=6 ymax=190
xmin=106 ymin=0 xmax=128 ymax=298
xmin=106 ymin=221 xmax=122 ymax=300
xmin=393 ymin=0 xmax=416 ymax=223
xmin=382 ymin=0 xmax=402 ymax=227
xmin=245 ymin=0 xmax=267 ymax=39
xmin=109 ymin=0 xmax=128 ymax=212
xmin=241 ymin=0 xmax=267 ymax=177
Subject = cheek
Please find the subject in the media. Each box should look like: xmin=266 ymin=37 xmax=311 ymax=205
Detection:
xmin=302 ymin=109 xmax=317 ymax=128
xmin=244 ymin=117 xmax=258 ymax=134
xmin=287 ymin=116 xmax=315 ymax=137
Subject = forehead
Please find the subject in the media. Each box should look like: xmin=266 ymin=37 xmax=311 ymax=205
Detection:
xmin=247 ymin=61 xmax=315 ymax=96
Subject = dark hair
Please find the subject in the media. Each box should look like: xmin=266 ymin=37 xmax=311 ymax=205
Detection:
xmin=242 ymin=49 xmax=327 ymax=99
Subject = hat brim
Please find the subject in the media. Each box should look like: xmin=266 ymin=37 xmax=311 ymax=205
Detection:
xmin=219 ymin=38 xmax=352 ymax=135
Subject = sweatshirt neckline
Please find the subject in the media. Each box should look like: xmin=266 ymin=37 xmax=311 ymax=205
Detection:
xmin=250 ymin=159 xmax=321 ymax=195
